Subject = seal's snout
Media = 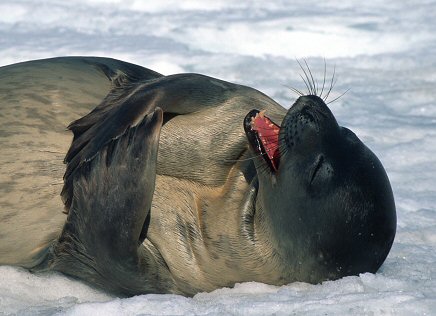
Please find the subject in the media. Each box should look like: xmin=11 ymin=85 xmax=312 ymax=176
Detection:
xmin=243 ymin=95 xmax=339 ymax=174
xmin=281 ymin=95 xmax=339 ymax=151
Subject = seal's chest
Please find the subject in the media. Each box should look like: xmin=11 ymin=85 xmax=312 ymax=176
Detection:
xmin=146 ymin=169 xmax=260 ymax=293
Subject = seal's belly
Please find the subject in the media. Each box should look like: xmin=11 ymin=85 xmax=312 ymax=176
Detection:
xmin=147 ymin=172 xmax=275 ymax=294
xmin=148 ymin=175 xmax=234 ymax=293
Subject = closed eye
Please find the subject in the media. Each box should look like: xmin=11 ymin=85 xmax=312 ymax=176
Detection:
xmin=309 ymin=154 xmax=324 ymax=184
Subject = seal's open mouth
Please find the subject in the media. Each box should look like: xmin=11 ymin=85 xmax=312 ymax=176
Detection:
xmin=244 ymin=109 xmax=281 ymax=172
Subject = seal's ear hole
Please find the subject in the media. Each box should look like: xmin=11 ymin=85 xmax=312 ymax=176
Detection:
xmin=162 ymin=112 xmax=178 ymax=125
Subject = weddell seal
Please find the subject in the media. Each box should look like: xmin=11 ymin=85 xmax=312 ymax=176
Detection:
xmin=0 ymin=57 xmax=396 ymax=296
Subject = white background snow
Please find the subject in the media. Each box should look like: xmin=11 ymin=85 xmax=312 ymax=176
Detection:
xmin=1 ymin=0 xmax=436 ymax=315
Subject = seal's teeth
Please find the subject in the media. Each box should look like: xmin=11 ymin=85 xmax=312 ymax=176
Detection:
xmin=250 ymin=121 xmax=257 ymax=131
xmin=259 ymin=110 xmax=266 ymax=118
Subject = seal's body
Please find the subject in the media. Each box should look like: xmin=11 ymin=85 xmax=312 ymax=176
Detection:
xmin=0 ymin=57 xmax=396 ymax=296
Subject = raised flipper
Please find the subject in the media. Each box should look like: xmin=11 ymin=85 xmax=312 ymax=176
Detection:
xmin=50 ymin=108 xmax=167 ymax=295
xmin=60 ymin=62 xmax=164 ymax=213
xmin=0 ymin=56 xmax=164 ymax=268
xmin=61 ymin=72 xmax=239 ymax=212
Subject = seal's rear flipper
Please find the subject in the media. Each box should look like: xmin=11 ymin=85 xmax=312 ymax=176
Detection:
xmin=51 ymin=108 xmax=166 ymax=295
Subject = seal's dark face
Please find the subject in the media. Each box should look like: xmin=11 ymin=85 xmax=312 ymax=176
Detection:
xmin=244 ymin=95 xmax=396 ymax=283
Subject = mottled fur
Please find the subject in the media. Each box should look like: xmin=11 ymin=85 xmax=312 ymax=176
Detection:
xmin=0 ymin=57 xmax=287 ymax=295
xmin=0 ymin=57 xmax=396 ymax=296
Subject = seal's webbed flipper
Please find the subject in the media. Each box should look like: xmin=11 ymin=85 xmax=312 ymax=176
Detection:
xmin=61 ymin=72 xmax=238 ymax=212
xmin=52 ymin=108 xmax=165 ymax=295
xmin=61 ymin=71 xmax=162 ymax=213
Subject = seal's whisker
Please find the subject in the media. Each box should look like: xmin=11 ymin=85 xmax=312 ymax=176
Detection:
xmin=304 ymin=60 xmax=315 ymax=95
xmin=297 ymin=59 xmax=314 ymax=95
xmin=278 ymin=144 xmax=289 ymax=157
xmin=319 ymin=58 xmax=327 ymax=99
xmin=256 ymin=163 xmax=273 ymax=176
xmin=282 ymin=84 xmax=304 ymax=97
xmin=327 ymin=88 xmax=350 ymax=105
xmin=304 ymin=59 xmax=317 ymax=96
xmin=328 ymin=77 xmax=338 ymax=102
xmin=324 ymin=64 xmax=336 ymax=102
xmin=286 ymin=85 xmax=304 ymax=97
xmin=298 ymin=74 xmax=311 ymax=95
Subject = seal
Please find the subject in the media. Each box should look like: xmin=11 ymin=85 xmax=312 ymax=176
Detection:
xmin=0 ymin=57 xmax=396 ymax=296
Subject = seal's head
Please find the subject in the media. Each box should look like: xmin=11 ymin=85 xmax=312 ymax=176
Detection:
xmin=244 ymin=95 xmax=396 ymax=283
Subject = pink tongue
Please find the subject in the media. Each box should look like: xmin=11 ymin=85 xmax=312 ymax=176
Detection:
xmin=251 ymin=111 xmax=280 ymax=171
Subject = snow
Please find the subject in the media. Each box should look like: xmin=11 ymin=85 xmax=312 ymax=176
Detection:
xmin=1 ymin=0 xmax=436 ymax=314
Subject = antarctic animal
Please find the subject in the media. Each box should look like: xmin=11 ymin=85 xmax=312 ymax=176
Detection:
xmin=0 ymin=57 xmax=396 ymax=296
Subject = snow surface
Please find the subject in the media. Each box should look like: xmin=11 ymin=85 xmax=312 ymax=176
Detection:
xmin=1 ymin=0 xmax=436 ymax=315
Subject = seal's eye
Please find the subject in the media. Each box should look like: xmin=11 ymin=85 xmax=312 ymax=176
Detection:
xmin=308 ymin=154 xmax=333 ymax=186
xmin=309 ymin=154 xmax=324 ymax=184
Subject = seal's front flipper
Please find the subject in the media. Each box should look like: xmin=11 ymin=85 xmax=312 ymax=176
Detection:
xmin=51 ymin=108 xmax=164 ymax=295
